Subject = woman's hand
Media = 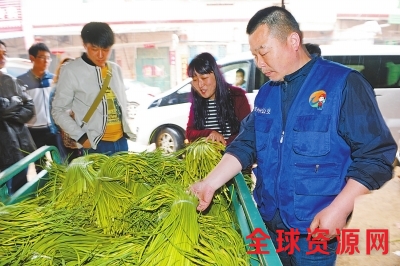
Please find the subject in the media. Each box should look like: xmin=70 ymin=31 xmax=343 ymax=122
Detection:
xmin=206 ymin=131 xmax=226 ymax=145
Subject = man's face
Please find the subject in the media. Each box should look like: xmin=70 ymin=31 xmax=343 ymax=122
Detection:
xmin=249 ymin=24 xmax=295 ymax=82
xmin=0 ymin=44 xmax=6 ymax=70
xmin=84 ymin=44 xmax=111 ymax=67
xmin=30 ymin=50 xmax=52 ymax=72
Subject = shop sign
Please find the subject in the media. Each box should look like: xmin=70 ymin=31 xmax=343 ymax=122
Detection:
xmin=0 ymin=0 xmax=22 ymax=33
xmin=389 ymin=12 xmax=400 ymax=24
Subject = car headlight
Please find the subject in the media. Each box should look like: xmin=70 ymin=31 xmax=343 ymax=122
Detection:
xmin=127 ymin=102 xmax=139 ymax=119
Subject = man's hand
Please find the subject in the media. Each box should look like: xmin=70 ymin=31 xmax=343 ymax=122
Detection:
xmin=189 ymin=180 xmax=217 ymax=211
xmin=189 ymin=154 xmax=243 ymax=211
xmin=309 ymin=204 xmax=348 ymax=239
xmin=309 ymin=179 xmax=369 ymax=239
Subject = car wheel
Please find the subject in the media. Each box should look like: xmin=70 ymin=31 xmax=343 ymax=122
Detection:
xmin=155 ymin=128 xmax=184 ymax=153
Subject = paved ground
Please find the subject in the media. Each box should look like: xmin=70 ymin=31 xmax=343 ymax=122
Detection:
xmin=336 ymin=166 xmax=400 ymax=266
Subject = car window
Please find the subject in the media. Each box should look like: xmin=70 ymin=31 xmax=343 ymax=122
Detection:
xmin=159 ymin=82 xmax=192 ymax=107
xmin=323 ymin=55 xmax=400 ymax=88
xmin=220 ymin=62 xmax=251 ymax=92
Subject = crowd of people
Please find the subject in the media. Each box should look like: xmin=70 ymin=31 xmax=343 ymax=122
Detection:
xmin=0 ymin=6 xmax=398 ymax=266
xmin=0 ymin=22 xmax=134 ymax=194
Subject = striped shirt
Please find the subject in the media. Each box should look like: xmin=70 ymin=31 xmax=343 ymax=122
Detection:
xmin=204 ymin=99 xmax=231 ymax=139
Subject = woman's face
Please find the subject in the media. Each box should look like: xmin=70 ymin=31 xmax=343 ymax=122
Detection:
xmin=191 ymin=71 xmax=217 ymax=100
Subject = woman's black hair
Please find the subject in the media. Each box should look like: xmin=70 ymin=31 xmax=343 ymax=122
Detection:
xmin=187 ymin=52 xmax=240 ymax=135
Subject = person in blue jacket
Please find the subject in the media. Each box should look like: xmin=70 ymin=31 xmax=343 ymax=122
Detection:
xmin=190 ymin=6 xmax=397 ymax=266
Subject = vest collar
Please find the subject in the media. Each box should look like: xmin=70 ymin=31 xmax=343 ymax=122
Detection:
xmin=284 ymin=56 xmax=318 ymax=83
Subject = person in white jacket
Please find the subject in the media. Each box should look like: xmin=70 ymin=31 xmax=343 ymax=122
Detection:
xmin=52 ymin=22 xmax=135 ymax=155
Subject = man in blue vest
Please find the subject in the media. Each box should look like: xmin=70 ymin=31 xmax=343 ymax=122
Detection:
xmin=190 ymin=6 xmax=397 ymax=266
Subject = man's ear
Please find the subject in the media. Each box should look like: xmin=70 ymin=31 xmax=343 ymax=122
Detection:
xmin=29 ymin=55 xmax=35 ymax=63
xmin=288 ymin=32 xmax=301 ymax=51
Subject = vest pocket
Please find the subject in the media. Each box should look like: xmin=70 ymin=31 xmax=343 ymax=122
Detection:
xmin=255 ymin=117 xmax=273 ymax=151
xmin=293 ymin=162 xmax=341 ymax=221
xmin=292 ymin=115 xmax=331 ymax=157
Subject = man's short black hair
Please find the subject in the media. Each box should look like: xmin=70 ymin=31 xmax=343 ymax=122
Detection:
xmin=0 ymin=40 xmax=6 ymax=47
xmin=236 ymin=68 xmax=245 ymax=76
xmin=246 ymin=6 xmax=302 ymax=43
xmin=28 ymin=43 xmax=51 ymax=57
xmin=81 ymin=22 xmax=115 ymax=48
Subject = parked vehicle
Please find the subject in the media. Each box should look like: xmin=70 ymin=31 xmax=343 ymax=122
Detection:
xmin=124 ymin=79 xmax=161 ymax=97
xmin=124 ymin=79 xmax=162 ymax=119
xmin=128 ymin=45 xmax=400 ymax=157
xmin=320 ymin=45 xmax=400 ymax=165
xmin=1 ymin=57 xmax=31 ymax=77
xmin=127 ymin=51 xmax=264 ymax=153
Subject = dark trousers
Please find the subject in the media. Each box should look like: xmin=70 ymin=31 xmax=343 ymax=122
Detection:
xmin=28 ymin=127 xmax=60 ymax=170
xmin=265 ymin=210 xmax=338 ymax=266
xmin=2 ymin=167 xmax=27 ymax=195
xmin=64 ymin=147 xmax=83 ymax=163
xmin=53 ymin=129 xmax=83 ymax=163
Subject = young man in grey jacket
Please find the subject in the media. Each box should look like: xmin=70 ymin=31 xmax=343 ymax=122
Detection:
xmin=52 ymin=22 xmax=134 ymax=155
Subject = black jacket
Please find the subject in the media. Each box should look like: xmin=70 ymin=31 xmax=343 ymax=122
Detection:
xmin=0 ymin=73 xmax=36 ymax=169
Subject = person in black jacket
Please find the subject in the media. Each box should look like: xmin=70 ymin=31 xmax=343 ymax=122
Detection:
xmin=0 ymin=40 xmax=36 ymax=194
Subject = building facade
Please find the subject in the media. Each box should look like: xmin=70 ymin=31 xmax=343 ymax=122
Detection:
xmin=1 ymin=0 xmax=399 ymax=91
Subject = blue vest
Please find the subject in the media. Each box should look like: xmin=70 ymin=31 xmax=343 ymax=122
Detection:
xmin=253 ymin=58 xmax=353 ymax=233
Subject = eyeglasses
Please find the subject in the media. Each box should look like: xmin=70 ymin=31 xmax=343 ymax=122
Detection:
xmin=36 ymin=56 xmax=52 ymax=62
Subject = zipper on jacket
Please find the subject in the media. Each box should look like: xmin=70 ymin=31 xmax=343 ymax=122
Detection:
xmin=280 ymin=131 xmax=285 ymax=143
xmin=276 ymin=79 xmax=289 ymax=214
xmin=275 ymin=127 xmax=284 ymax=214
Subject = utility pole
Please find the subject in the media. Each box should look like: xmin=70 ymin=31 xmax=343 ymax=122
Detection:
xmin=281 ymin=0 xmax=285 ymax=9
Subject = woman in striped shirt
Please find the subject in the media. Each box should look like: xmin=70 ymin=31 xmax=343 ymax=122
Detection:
xmin=186 ymin=52 xmax=251 ymax=146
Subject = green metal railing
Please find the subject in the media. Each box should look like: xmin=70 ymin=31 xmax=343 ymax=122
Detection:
xmin=230 ymin=173 xmax=283 ymax=266
xmin=0 ymin=146 xmax=282 ymax=265
xmin=0 ymin=145 xmax=60 ymax=205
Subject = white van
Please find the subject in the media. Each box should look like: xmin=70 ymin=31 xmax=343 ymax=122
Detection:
xmin=128 ymin=45 xmax=400 ymax=163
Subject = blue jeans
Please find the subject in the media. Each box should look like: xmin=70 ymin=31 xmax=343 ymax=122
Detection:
xmin=265 ymin=210 xmax=338 ymax=266
xmin=85 ymin=137 xmax=128 ymax=155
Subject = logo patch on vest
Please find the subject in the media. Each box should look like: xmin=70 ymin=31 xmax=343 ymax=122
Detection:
xmin=309 ymin=90 xmax=326 ymax=110
xmin=254 ymin=107 xmax=271 ymax=114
